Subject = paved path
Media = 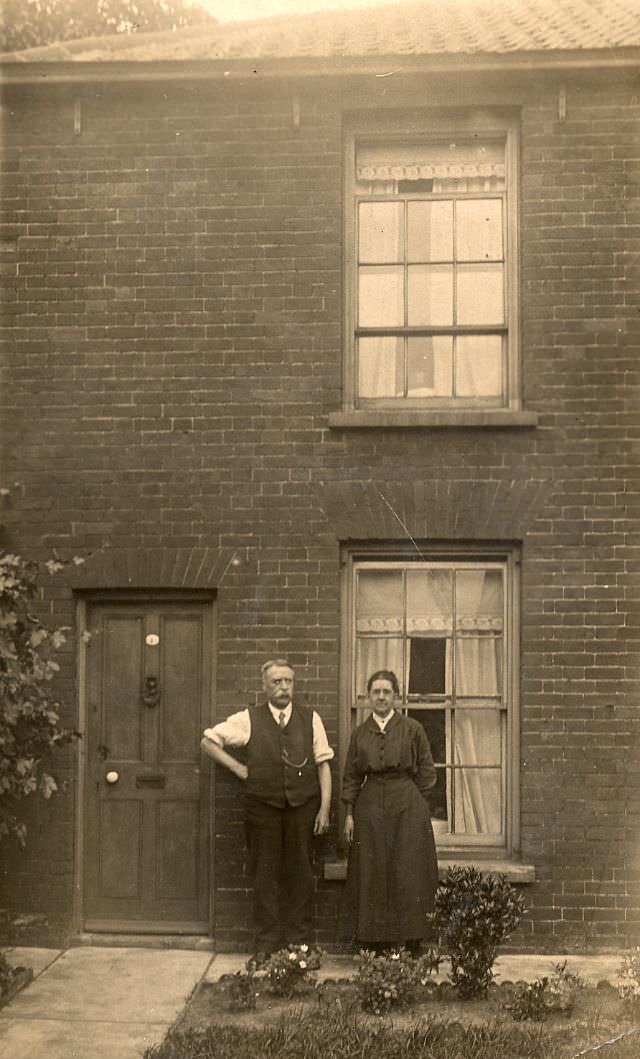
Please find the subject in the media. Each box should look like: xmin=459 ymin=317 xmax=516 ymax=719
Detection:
xmin=0 ymin=945 xmax=623 ymax=1059
xmin=0 ymin=946 xmax=213 ymax=1059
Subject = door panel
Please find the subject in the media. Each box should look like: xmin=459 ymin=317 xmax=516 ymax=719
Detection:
xmin=84 ymin=599 xmax=212 ymax=932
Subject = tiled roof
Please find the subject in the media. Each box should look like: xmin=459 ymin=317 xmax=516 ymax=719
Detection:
xmin=3 ymin=0 xmax=640 ymax=64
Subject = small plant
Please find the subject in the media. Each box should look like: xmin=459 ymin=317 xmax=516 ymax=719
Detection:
xmin=262 ymin=943 xmax=323 ymax=998
xmin=506 ymin=976 xmax=551 ymax=1022
xmin=504 ymin=961 xmax=584 ymax=1022
xmin=434 ymin=866 xmax=526 ymax=999
xmin=617 ymin=948 xmax=640 ymax=1013
xmin=221 ymin=969 xmax=259 ymax=1012
xmin=0 ymin=950 xmax=33 ymax=1007
xmin=230 ymin=971 xmax=258 ymax=1012
xmin=353 ymin=946 xmax=440 ymax=1016
xmin=0 ymin=953 xmax=17 ymax=998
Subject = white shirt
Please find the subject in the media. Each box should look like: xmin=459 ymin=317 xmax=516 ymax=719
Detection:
xmin=372 ymin=709 xmax=395 ymax=732
xmin=203 ymin=703 xmax=334 ymax=765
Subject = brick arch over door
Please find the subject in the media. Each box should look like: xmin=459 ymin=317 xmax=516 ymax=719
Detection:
xmin=68 ymin=546 xmax=236 ymax=591
xmin=316 ymin=478 xmax=553 ymax=542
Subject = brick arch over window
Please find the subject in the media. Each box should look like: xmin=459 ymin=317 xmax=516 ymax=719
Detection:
xmin=68 ymin=546 xmax=235 ymax=591
xmin=317 ymin=478 xmax=552 ymax=541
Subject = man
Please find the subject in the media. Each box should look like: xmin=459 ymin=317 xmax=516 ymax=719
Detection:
xmin=201 ymin=659 xmax=333 ymax=963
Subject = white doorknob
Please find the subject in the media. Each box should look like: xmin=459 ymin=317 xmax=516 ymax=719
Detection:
xmin=105 ymin=771 xmax=120 ymax=784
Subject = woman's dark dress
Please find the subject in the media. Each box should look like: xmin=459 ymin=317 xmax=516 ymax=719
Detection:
xmin=341 ymin=712 xmax=439 ymax=945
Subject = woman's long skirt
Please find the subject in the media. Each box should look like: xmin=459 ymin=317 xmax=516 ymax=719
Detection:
xmin=341 ymin=772 xmax=438 ymax=945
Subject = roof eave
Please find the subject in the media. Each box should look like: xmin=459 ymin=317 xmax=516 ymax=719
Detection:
xmin=2 ymin=47 xmax=640 ymax=84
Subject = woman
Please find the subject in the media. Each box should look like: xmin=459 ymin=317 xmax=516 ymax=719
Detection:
xmin=341 ymin=670 xmax=439 ymax=952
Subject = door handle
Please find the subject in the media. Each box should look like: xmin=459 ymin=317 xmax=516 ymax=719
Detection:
xmin=105 ymin=771 xmax=120 ymax=785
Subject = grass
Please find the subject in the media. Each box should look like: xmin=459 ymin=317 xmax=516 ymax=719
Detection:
xmin=143 ymin=1001 xmax=584 ymax=1059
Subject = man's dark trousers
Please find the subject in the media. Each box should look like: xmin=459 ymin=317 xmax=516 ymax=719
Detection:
xmin=245 ymin=793 xmax=319 ymax=954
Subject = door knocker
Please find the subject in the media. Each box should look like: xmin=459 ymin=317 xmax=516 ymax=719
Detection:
xmin=142 ymin=675 xmax=161 ymax=708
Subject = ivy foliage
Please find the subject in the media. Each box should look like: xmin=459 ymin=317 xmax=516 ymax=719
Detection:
xmin=0 ymin=552 xmax=79 ymax=844
xmin=0 ymin=0 xmax=215 ymax=53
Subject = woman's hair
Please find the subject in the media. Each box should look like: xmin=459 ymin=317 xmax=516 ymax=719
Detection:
xmin=366 ymin=669 xmax=400 ymax=695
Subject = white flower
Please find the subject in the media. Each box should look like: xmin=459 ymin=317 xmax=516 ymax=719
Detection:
xmin=288 ymin=952 xmax=297 ymax=961
xmin=391 ymin=952 xmax=400 ymax=960
xmin=300 ymin=944 xmax=309 ymax=953
xmin=299 ymin=961 xmax=307 ymax=970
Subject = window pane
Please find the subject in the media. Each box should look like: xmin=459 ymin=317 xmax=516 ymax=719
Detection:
xmin=408 ymin=265 xmax=453 ymax=326
xmin=407 ymin=336 xmax=453 ymax=397
xmin=456 ymin=569 xmax=503 ymax=627
xmin=453 ymin=767 xmax=502 ymax=834
xmin=455 ymin=637 xmax=502 ymax=697
xmin=456 ymin=199 xmax=503 ymax=261
xmin=407 ymin=569 xmax=453 ymax=632
xmin=408 ymin=638 xmax=449 ymax=697
xmin=359 ymin=202 xmax=404 ymax=263
xmin=357 ymin=570 xmax=403 ymax=629
xmin=407 ymin=201 xmax=453 ymax=262
xmin=358 ymin=266 xmax=404 ymax=327
xmin=359 ymin=336 xmax=404 ymax=398
xmin=409 ymin=709 xmax=448 ymax=823
xmin=356 ymin=638 xmax=404 ymax=698
xmin=456 ymin=335 xmax=502 ymax=398
xmin=454 ymin=709 xmax=501 ymax=766
xmin=456 ymin=264 xmax=504 ymax=325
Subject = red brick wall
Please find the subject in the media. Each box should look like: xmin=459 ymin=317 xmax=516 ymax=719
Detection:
xmin=1 ymin=69 xmax=637 ymax=950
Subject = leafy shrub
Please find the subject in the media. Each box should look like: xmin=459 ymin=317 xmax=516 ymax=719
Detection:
xmin=261 ymin=943 xmax=323 ymax=998
xmin=617 ymin=948 xmax=640 ymax=1013
xmin=353 ymin=946 xmax=440 ymax=1016
xmin=0 ymin=551 xmax=80 ymax=844
xmin=434 ymin=866 xmax=526 ymax=999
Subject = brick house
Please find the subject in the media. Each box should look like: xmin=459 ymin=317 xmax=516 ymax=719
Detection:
xmin=1 ymin=0 xmax=638 ymax=953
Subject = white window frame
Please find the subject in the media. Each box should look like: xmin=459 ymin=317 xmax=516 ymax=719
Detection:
xmin=339 ymin=544 xmax=521 ymax=857
xmin=343 ymin=110 xmax=521 ymax=413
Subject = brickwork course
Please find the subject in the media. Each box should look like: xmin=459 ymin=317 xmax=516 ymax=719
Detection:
xmin=1 ymin=0 xmax=638 ymax=953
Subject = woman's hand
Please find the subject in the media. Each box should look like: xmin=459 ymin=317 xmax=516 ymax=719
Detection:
xmin=343 ymin=813 xmax=354 ymax=846
xmin=314 ymin=807 xmax=330 ymax=835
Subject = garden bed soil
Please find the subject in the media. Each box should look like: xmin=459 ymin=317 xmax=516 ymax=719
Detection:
xmin=179 ymin=975 xmax=639 ymax=1057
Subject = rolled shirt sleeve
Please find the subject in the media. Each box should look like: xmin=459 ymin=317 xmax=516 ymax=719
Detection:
xmin=203 ymin=709 xmax=251 ymax=749
xmin=311 ymin=711 xmax=334 ymax=765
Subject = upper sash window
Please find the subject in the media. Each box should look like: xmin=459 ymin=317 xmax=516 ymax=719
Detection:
xmin=345 ymin=114 xmax=520 ymax=411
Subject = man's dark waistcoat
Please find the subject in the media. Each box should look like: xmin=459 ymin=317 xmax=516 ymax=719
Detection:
xmin=246 ymin=703 xmax=319 ymax=808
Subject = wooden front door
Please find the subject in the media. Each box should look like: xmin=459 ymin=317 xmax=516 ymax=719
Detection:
xmin=84 ymin=598 xmax=212 ymax=933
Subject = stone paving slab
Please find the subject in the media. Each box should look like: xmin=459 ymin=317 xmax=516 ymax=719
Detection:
xmin=1 ymin=946 xmax=211 ymax=1022
xmin=0 ymin=1017 xmax=164 ymax=1059
xmin=0 ymin=946 xmax=213 ymax=1059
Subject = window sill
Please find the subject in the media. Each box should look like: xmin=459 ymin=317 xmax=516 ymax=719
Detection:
xmin=328 ymin=410 xmax=538 ymax=429
xmin=324 ymin=857 xmax=536 ymax=884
